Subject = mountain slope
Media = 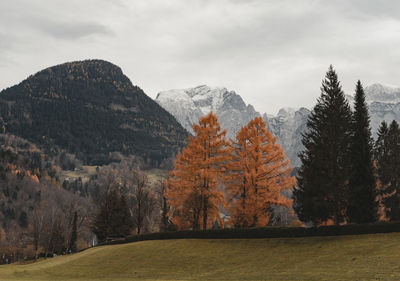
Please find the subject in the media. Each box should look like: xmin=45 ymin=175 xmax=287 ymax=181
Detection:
xmin=0 ymin=60 xmax=188 ymax=166
xmin=264 ymin=107 xmax=310 ymax=167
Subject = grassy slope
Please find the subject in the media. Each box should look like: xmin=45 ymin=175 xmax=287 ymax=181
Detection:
xmin=1 ymin=233 xmax=400 ymax=281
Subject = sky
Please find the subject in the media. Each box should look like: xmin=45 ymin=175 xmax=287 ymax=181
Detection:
xmin=1 ymin=0 xmax=400 ymax=115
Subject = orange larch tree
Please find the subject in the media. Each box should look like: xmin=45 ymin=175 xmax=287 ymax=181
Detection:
xmin=166 ymin=112 xmax=230 ymax=230
xmin=225 ymin=117 xmax=295 ymax=227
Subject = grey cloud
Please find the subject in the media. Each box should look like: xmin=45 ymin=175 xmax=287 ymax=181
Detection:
xmin=37 ymin=20 xmax=114 ymax=40
xmin=1 ymin=0 xmax=400 ymax=113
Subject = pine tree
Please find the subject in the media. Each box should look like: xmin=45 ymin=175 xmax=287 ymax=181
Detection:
xmin=374 ymin=121 xmax=389 ymax=168
xmin=69 ymin=211 xmax=78 ymax=253
xmin=347 ymin=81 xmax=377 ymax=223
xmin=166 ymin=112 xmax=229 ymax=230
xmin=225 ymin=117 xmax=295 ymax=227
xmin=375 ymin=120 xmax=400 ymax=220
xmin=293 ymin=65 xmax=352 ymax=226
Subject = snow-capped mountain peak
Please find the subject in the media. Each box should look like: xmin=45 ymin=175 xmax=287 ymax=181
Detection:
xmin=156 ymin=85 xmax=260 ymax=138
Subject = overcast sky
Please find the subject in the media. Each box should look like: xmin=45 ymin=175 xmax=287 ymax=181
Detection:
xmin=1 ymin=0 xmax=400 ymax=114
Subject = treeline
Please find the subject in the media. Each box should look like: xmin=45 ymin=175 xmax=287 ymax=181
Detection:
xmin=91 ymin=114 xmax=297 ymax=243
xmin=294 ymin=66 xmax=400 ymax=226
xmin=161 ymin=65 xmax=400 ymax=231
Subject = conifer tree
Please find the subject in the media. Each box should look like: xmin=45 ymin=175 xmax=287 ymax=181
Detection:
xmin=375 ymin=121 xmax=389 ymax=167
xmin=375 ymin=120 xmax=400 ymax=220
xmin=347 ymin=81 xmax=377 ymax=223
xmin=166 ymin=112 xmax=229 ymax=230
xmin=293 ymin=65 xmax=352 ymax=226
xmin=225 ymin=117 xmax=295 ymax=227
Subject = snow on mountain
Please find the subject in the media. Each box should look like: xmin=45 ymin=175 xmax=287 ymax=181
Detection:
xmin=155 ymin=88 xmax=204 ymax=135
xmin=156 ymin=83 xmax=400 ymax=168
xmin=351 ymin=83 xmax=400 ymax=137
xmin=156 ymin=85 xmax=259 ymax=139
xmin=365 ymin=83 xmax=400 ymax=103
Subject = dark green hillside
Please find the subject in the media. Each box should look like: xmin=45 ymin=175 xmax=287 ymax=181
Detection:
xmin=0 ymin=60 xmax=188 ymax=165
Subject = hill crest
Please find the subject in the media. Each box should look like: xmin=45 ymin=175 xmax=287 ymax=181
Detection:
xmin=0 ymin=59 xmax=188 ymax=166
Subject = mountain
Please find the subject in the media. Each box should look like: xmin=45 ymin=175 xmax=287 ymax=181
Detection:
xmin=262 ymin=84 xmax=400 ymax=166
xmin=156 ymin=83 xmax=400 ymax=168
xmin=156 ymin=85 xmax=309 ymax=167
xmin=156 ymin=86 xmax=310 ymax=167
xmin=0 ymin=60 xmax=188 ymax=166
xmin=263 ymin=108 xmax=310 ymax=167
xmin=365 ymin=83 xmax=400 ymax=103
xmin=156 ymin=85 xmax=259 ymax=139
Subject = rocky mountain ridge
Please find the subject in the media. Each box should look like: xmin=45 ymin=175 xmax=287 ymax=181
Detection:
xmin=156 ymin=85 xmax=259 ymax=139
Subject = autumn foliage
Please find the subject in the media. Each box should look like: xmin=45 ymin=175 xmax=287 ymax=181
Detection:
xmin=225 ymin=117 xmax=295 ymax=227
xmin=167 ymin=114 xmax=294 ymax=230
xmin=166 ymin=112 xmax=230 ymax=230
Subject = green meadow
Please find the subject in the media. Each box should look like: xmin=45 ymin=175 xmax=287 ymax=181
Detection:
xmin=1 ymin=233 xmax=400 ymax=280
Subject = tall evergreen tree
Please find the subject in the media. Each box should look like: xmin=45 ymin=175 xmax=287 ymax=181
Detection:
xmin=375 ymin=120 xmax=400 ymax=220
xmin=374 ymin=121 xmax=389 ymax=165
xmin=293 ymin=65 xmax=352 ymax=226
xmin=347 ymin=81 xmax=377 ymax=223
xmin=375 ymin=121 xmax=389 ymax=185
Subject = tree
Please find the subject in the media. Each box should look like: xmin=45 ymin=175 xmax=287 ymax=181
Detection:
xmin=347 ymin=81 xmax=377 ymax=223
xmin=225 ymin=117 xmax=295 ymax=227
xmin=68 ymin=211 xmax=78 ymax=253
xmin=31 ymin=206 xmax=45 ymax=260
xmin=92 ymin=189 xmax=134 ymax=243
xmin=157 ymin=179 xmax=173 ymax=232
xmin=166 ymin=112 xmax=229 ymax=230
xmin=293 ymin=65 xmax=353 ymax=226
xmin=375 ymin=120 xmax=400 ymax=220
xmin=130 ymin=169 xmax=157 ymax=234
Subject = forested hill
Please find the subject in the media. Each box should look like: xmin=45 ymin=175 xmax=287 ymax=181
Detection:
xmin=0 ymin=60 xmax=188 ymax=166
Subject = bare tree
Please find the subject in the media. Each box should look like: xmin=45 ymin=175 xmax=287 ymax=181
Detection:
xmin=130 ymin=169 xmax=158 ymax=234
xmin=31 ymin=204 xmax=45 ymax=260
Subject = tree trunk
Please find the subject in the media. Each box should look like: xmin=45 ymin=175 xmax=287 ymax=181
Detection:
xmin=203 ymin=197 xmax=208 ymax=230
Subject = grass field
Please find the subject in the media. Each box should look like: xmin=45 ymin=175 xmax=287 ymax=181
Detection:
xmin=61 ymin=165 xmax=98 ymax=183
xmin=61 ymin=166 xmax=167 ymax=186
xmin=1 ymin=233 xmax=400 ymax=280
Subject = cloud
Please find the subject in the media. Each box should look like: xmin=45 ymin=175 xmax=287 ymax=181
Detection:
xmin=36 ymin=20 xmax=113 ymax=40
xmin=1 ymin=0 xmax=400 ymax=114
